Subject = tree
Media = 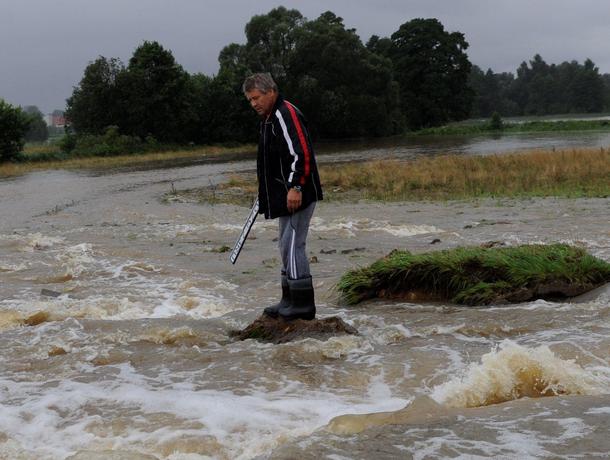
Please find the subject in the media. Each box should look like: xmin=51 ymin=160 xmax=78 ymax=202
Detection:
xmin=213 ymin=8 xmax=307 ymax=143
xmin=288 ymin=11 xmax=400 ymax=137
xmin=186 ymin=73 xmax=256 ymax=144
xmin=468 ymin=66 xmax=519 ymax=117
xmin=0 ymin=99 xmax=30 ymax=162
xmin=22 ymin=106 xmax=49 ymax=142
xmin=217 ymin=9 xmax=401 ymax=138
xmin=120 ymin=41 xmax=196 ymax=142
xmin=242 ymin=6 xmax=305 ymax=84
xmin=387 ymin=18 xmax=473 ymax=129
xmin=602 ymin=74 xmax=610 ymax=110
xmin=508 ymin=55 xmax=605 ymax=115
xmin=366 ymin=35 xmax=393 ymax=57
xmin=489 ymin=111 xmax=503 ymax=130
xmin=570 ymin=58 xmax=604 ymax=113
xmin=66 ymin=57 xmax=125 ymax=134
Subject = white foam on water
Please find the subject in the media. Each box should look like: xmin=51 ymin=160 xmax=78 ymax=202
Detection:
xmin=396 ymin=426 xmax=544 ymax=460
xmin=431 ymin=340 xmax=607 ymax=408
xmin=309 ymin=217 xmax=443 ymax=238
xmin=212 ymin=219 xmax=275 ymax=234
xmin=585 ymin=406 xmax=610 ymax=415
xmin=484 ymin=298 xmax=582 ymax=312
xmin=310 ymin=217 xmax=359 ymax=238
xmin=551 ymin=417 xmax=592 ymax=441
xmin=0 ymin=262 xmax=28 ymax=272
xmin=149 ymin=220 xmax=280 ymax=240
xmin=0 ymin=362 xmax=407 ymax=460
xmin=303 ymin=335 xmax=372 ymax=360
xmin=0 ymin=232 xmax=65 ymax=252
xmin=503 ymin=234 xmax=610 ymax=259
xmin=212 ymin=222 xmax=244 ymax=232
xmin=395 ymin=408 xmax=598 ymax=460
xmin=0 ymin=270 xmax=238 ymax=323
xmin=55 ymin=243 xmax=95 ymax=277
xmin=368 ymin=324 xmax=415 ymax=345
xmin=417 ymin=323 xmax=468 ymax=337
xmin=1 ymin=235 xmax=244 ymax=324
xmin=492 ymin=426 xmax=549 ymax=459
xmin=365 ymin=223 xmax=443 ymax=237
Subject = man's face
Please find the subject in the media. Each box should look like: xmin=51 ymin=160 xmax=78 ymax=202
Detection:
xmin=245 ymin=89 xmax=277 ymax=117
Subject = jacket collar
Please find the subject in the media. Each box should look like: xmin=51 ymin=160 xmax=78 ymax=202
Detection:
xmin=266 ymin=93 xmax=284 ymax=120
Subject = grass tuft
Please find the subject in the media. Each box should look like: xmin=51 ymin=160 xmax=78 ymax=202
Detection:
xmin=337 ymin=244 xmax=610 ymax=306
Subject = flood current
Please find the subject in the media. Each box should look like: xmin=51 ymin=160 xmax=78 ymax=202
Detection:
xmin=1 ymin=134 xmax=609 ymax=459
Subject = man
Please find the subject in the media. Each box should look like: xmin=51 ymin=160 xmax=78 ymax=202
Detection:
xmin=242 ymin=73 xmax=323 ymax=321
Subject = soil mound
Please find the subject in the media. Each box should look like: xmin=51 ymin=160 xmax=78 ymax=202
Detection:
xmin=231 ymin=314 xmax=358 ymax=344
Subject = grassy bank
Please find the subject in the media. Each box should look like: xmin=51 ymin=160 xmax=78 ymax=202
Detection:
xmin=337 ymin=244 xmax=610 ymax=306
xmin=0 ymin=144 xmax=255 ymax=177
xmin=322 ymin=147 xmax=610 ymax=200
xmin=415 ymin=119 xmax=610 ymax=136
xmin=205 ymin=147 xmax=609 ymax=203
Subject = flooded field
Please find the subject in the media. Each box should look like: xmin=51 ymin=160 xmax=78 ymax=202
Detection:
xmin=316 ymin=129 xmax=610 ymax=161
xmin=1 ymin=141 xmax=609 ymax=459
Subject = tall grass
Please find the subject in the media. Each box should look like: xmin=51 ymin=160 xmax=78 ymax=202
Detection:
xmin=322 ymin=148 xmax=610 ymax=200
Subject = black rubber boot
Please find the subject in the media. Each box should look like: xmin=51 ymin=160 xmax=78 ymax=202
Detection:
xmin=264 ymin=275 xmax=290 ymax=318
xmin=279 ymin=276 xmax=316 ymax=321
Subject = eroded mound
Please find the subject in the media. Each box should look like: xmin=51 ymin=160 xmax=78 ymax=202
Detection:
xmin=338 ymin=243 xmax=610 ymax=306
xmin=230 ymin=314 xmax=358 ymax=344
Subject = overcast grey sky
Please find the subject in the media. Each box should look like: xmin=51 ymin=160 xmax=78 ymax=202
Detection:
xmin=2 ymin=0 xmax=609 ymax=113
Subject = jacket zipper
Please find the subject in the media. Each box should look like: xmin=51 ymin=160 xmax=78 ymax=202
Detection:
xmin=263 ymin=119 xmax=272 ymax=218
xmin=279 ymin=156 xmax=288 ymax=191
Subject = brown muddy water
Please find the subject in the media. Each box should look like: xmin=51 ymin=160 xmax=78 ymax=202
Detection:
xmin=1 ymin=152 xmax=609 ymax=459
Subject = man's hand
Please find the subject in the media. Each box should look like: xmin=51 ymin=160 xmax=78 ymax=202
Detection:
xmin=287 ymin=188 xmax=302 ymax=213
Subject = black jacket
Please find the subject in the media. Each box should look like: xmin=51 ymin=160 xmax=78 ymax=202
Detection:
xmin=257 ymin=95 xmax=323 ymax=219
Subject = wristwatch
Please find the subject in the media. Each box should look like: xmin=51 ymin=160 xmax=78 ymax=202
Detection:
xmin=291 ymin=185 xmax=302 ymax=192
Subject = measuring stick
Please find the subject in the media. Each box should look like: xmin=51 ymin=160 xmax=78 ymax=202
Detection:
xmin=229 ymin=199 xmax=259 ymax=264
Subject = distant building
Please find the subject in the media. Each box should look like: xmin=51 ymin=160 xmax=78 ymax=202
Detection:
xmin=46 ymin=110 xmax=67 ymax=128
xmin=52 ymin=110 xmax=66 ymax=127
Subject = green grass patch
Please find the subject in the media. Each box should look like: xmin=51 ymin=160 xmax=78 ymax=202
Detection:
xmin=415 ymin=119 xmax=610 ymax=136
xmin=337 ymin=244 xmax=610 ymax=306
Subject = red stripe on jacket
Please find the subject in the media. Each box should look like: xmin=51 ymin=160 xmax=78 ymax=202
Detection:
xmin=285 ymin=102 xmax=310 ymax=185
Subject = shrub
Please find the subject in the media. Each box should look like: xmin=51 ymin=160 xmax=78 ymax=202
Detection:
xmin=489 ymin=111 xmax=503 ymax=130
xmin=60 ymin=126 xmax=149 ymax=157
xmin=0 ymin=99 xmax=30 ymax=162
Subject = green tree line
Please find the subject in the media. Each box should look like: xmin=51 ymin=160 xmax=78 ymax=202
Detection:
xmin=470 ymin=54 xmax=608 ymax=117
xmin=65 ymin=8 xmax=472 ymax=146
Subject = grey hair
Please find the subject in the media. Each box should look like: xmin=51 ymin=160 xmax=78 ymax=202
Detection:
xmin=242 ymin=73 xmax=278 ymax=95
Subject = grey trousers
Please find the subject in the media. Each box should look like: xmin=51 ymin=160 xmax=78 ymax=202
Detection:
xmin=278 ymin=202 xmax=316 ymax=280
